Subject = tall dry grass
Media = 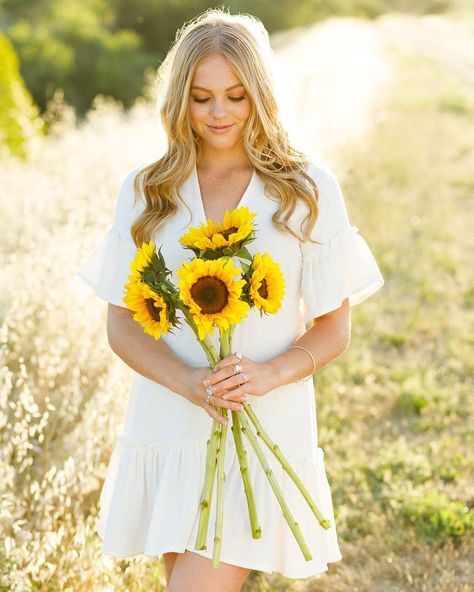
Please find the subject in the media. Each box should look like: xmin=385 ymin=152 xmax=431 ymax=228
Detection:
xmin=1 ymin=12 xmax=473 ymax=592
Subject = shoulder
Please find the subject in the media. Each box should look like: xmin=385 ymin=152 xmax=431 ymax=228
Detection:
xmin=118 ymin=162 xmax=148 ymax=196
xmin=294 ymin=158 xmax=351 ymax=242
xmin=303 ymin=158 xmax=341 ymax=200
xmin=113 ymin=162 xmax=148 ymax=229
xmin=294 ymin=158 xmax=338 ymax=221
xmin=305 ymin=157 xmax=348 ymax=214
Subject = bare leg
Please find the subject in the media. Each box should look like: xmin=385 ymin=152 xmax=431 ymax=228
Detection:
xmin=162 ymin=552 xmax=178 ymax=587
xmin=168 ymin=550 xmax=251 ymax=592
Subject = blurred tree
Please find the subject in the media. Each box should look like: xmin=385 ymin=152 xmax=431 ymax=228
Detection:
xmin=3 ymin=0 xmax=155 ymax=115
xmin=110 ymin=0 xmax=307 ymax=57
xmin=7 ymin=20 xmax=75 ymax=110
xmin=0 ymin=0 xmax=457 ymax=119
xmin=0 ymin=32 xmax=44 ymax=158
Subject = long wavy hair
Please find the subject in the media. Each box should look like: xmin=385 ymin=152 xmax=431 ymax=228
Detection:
xmin=131 ymin=7 xmax=321 ymax=247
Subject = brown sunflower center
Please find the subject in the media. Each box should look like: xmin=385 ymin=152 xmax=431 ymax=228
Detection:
xmin=258 ymin=278 xmax=268 ymax=299
xmin=145 ymin=298 xmax=162 ymax=321
xmin=190 ymin=275 xmax=229 ymax=314
xmin=220 ymin=226 xmax=239 ymax=240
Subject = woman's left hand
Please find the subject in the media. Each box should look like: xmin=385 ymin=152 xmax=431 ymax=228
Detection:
xmin=202 ymin=352 xmax=276 ymax=403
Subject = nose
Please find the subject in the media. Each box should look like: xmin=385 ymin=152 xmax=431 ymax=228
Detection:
xmin=210 ymin=98 xmax=226 ymax=118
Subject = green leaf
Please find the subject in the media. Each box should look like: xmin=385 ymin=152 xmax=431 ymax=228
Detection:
xmin=143 ymin=270 xmax=156 ymax=283
xmin=238 ymin=246 xmax=253 ymax=261
xmin=206 ymin=250 xmax=222 ymax=260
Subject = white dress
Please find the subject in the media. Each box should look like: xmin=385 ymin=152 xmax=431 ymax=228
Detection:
xmin=76 ymin=159 xmax=384 ymax=579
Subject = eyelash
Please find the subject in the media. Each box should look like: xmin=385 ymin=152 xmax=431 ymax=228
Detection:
xmin=192 ymin=96 xmax=246 ymax=103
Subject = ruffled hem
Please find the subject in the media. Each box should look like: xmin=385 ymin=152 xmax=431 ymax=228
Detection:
xmin=97 ymin=433 xmax=343 ymax=579
xmin=98 ymin=544 xmax=343 ymax=580
xmin=300 ymin=224 xmax=384 ymax=322
xmin=76 ymin=225 xmax=136 ymax=307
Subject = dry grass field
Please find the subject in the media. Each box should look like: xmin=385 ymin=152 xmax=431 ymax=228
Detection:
xmin=1 ymin=11 xmax=473 ymax=592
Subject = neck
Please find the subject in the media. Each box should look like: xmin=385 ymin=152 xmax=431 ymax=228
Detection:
xmin=196 ymin=144 xmax=251 ymax=173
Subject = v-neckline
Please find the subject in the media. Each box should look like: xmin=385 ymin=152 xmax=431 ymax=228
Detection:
xmin=192 ymin=164 xmax=256 ymax=223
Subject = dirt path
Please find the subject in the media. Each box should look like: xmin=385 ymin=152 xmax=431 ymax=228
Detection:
xmin=376 ymin=13 xmax=474 ymax=91
xmin=272 ymin=12 xmax=474 ymax=165
xmin=272 ymin=17 xmax=392 ymax=163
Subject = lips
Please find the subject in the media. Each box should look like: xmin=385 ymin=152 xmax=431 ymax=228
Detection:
xmin=209 ymin=124 xmax=233 ymax=129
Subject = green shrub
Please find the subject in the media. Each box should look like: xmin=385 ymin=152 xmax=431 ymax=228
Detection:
xmin=0 ymin=32 xmax=44 ymax=157
xmin=401 ymin=491 xmax=474 ymax=541
xmin=395 ymin=391 xmax=429 ymax=416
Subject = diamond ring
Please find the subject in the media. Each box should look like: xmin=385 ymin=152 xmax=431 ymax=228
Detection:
xmin=233 ymin=363 xmax=242 ymax=375
xmin=240 ymin=373 xmax=247 ymax=385
xmin=205 ymin=384 xmax=213 ymax=404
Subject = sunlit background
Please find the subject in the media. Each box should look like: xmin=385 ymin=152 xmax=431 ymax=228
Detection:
xmin=1 ymin=1 xmax=473 ymax=590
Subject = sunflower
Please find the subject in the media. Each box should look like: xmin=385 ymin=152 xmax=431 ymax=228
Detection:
xmin=248 ymin=252 xmax=285 ymax=314
xmin=128 ymin=239 xmax=156 ymax=282
xmin=176 ymin=258 xmax=250 ymax=340
xmin=179 ymin=207 xmax=256 ymax=252
xmin=123 ymin=281 xmax=171 ymax=340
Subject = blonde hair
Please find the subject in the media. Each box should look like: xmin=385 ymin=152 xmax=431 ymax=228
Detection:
xmin=131 ymin=7 xmax=321 ymax=247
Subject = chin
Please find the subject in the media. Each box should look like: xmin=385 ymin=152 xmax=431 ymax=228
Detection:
xmin=211 ymin=136 xmax=236 ymax=144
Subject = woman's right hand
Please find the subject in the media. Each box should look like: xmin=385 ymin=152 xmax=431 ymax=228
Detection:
xmin=183 ymin=366 xmax=245 ymax=426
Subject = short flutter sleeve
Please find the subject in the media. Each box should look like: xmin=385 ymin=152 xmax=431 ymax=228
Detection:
xmin=299 ymin=162 xmax=384 ymax=323
xmin=76 ymin=166 xmax=145 ymax=308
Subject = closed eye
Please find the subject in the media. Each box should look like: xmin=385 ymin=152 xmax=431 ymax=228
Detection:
xmin=192 ymin=96 xmax=246 ymax=103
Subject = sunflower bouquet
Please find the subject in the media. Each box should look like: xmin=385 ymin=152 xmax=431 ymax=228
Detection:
xmin=123 ymin=206 xmax=331 ymax=568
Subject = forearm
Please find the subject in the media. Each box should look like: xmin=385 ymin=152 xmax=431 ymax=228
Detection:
xmin=267 ymin=314 xmax=350 ymax=388
xmin=106 ymin=310 xmax=194 ymax=397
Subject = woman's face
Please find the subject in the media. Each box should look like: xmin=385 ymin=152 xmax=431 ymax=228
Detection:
xmin=188 ymin=53 xmax=251 ymax=153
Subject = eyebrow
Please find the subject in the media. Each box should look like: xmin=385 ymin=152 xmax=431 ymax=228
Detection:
xmin=190 ymin=83 xmax=244 ymax=92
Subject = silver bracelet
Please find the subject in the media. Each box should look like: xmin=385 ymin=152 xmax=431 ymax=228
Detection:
xmin=286 ymin=345 xmax=317 ymax=382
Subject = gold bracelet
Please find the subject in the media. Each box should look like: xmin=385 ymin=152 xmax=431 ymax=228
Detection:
xmin=286 ymin=345 xmax=317 ymax=379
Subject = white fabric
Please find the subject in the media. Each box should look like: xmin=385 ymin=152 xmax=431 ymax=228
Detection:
xmin=298 ymin=162 xmax=385 ymax=322
xmin=76 ymin=160 xmax=384 ymax=578
xmin=76 ymin=166 xmax=145 ymax=307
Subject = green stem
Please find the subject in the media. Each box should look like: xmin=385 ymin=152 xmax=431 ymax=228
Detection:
xmin=195 ymin=420 xmax=221 ymax=550
xmin=218 ymin=326 xmax=231 ymax=359
xmin=231 ymin=410 xmax=262 ymax=538
xmin=183 ymin=309 xmax=219 ymax=366
xmin=238 ymin=411 xmax=313 ymax=561
xmin=227 ymin=326 xmax=234 ymax=354
xmin=192 ymin=317 xmax=223 ymax=552
xmin=212 ymin=407 xmax=229 ymax=568
xmin=242 ymin=402 xmax=331 ymax=530
xmin=202 ymin=334 xmax=220 ymax=366
xmin=228 ymin=324 xmax=236 ymax=350
xmin=221 ymin=327 xmax=261 ymax=539
xmin=218 ymin=327 xmax=228 ymax=358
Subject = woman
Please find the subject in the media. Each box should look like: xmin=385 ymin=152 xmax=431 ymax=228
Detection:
xmin=77 ymin=8 xmax=384 ymax=592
